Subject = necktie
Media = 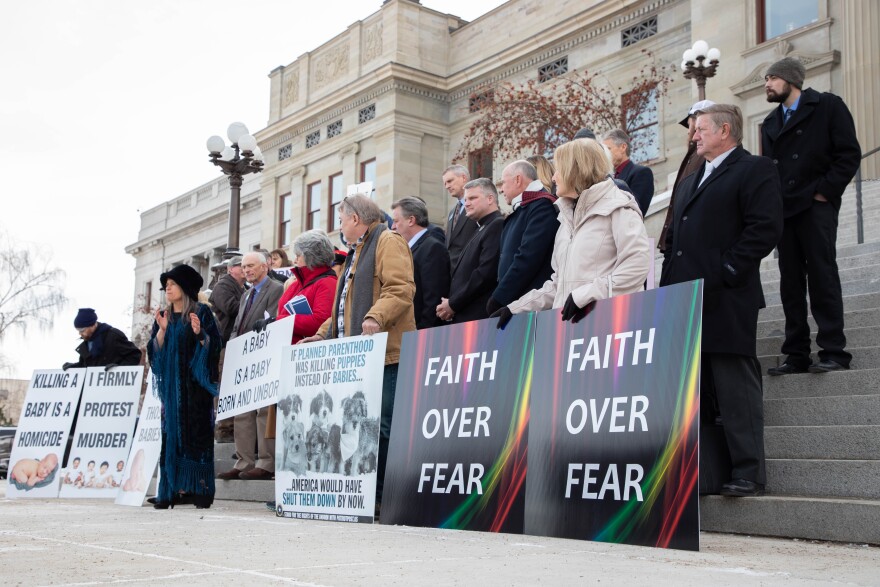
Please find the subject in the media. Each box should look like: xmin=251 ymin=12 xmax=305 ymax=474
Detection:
xmin=698 ymin=163 xmax=713 ymax=187
xmin=784 ymin=109 xmax=794 ymax=125
xmin=238 ymin=288 xmax=256 ymax=334
xmin=452 ymin=203 xmax=462 ymax=231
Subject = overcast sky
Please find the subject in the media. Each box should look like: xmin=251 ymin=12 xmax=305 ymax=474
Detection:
xmin=0 ymin=0 xmax=506 ymax=380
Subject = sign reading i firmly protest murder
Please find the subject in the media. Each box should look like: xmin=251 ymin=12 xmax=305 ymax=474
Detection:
xmin=116 ymin=375 xmax=163 ymax=507
xmin=216 ymin=317 xmax=295 ymax=420
xmin=524 ymin=281 xmax=702 ymax=551
xmin=381 ymin=315 xmax=533 ymax=533
xmin=60 ymin=367 xmax=142 ymax=499
xmin=274 ymin=334 xmax=387 ymax=524
xmin=7 ymin=369 xmax=84 ymax=499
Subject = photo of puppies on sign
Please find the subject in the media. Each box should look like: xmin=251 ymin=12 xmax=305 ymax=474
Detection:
xmin=279 ymin=389 xmax=379 ymax=477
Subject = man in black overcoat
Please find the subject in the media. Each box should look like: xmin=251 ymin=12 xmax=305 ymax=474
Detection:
xmin=661 ymin=104 xmax=783 ymax=497
xmin=442 ymin=164 xmax=479 ymax=270
xmin=602 ymin=129 xmax=655 ymax=218
xmin=437 ymin=178 xmax=503 ymax=324
xmin=761 ymin=57 xmax=862 ymax=375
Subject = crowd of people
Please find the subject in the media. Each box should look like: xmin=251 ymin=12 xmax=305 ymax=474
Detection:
xmin=59 ymin=57 xmax=861 ymax=510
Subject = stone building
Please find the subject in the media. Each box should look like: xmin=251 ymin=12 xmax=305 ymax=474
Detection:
xmin=0 ymin=378 xmax=28 ymax=426
xmin=128 ymin=0 xmax=879 ymax=316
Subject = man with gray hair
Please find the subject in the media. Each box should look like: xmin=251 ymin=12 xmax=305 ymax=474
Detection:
xmin=602 ymin=129 xmax=655 ymax=218
xmin=217 ymin=251 xmax=284 ymax=481
xmin=442 ymin=164 xmax=479 ymax=269
xmin=391 ymin=197 xmax=450 ymax=329
xmin=486 ymin=160 xmax=558 ymax=315
xmin=437 ymin=178 xmax=504 ymax=324
xmin=661 ymin=104 xmax=783 ymax=497
xmin=762 ymin=57 xmax=861 ymax=375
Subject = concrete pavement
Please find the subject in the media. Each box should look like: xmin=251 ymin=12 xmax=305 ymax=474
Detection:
xmin=1 ymin=480 xmax=878 ymax=586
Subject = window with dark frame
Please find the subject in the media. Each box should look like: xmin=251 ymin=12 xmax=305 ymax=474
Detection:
xmin=278 ymin=193 xmax=292 ymax=247
xmin=305 ymin=130 xmax=320 ymax=149
xmin=360 ymin=159 xmax=377 ymax=197
xmin=358 ymin=104 xmax=376 ymax=124
xmin=307 ymin=182 xmax=322 ymax=230
xmin=328 ymin=173 xmax=344 ymax=232
xmin=623 ymin=85 xmax=660 ymax=163
xmin=468 ymin=147 xmax=493 ymax=180
xmin=757 ymin=0 xmax=818 ymax=43
xmin=621 ymin=16 xmax=658 ymax=47
xmin=538 ymin=56 xmax=568 ymax=83
xmin=468 ymin=89 xmax=495 ymax=113
xmin=327 ymin=120 xmax=342 ymax=139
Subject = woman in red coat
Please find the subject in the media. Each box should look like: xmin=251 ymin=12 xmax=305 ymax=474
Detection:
xmin=275 ymin=230 xmax=338 ymax=342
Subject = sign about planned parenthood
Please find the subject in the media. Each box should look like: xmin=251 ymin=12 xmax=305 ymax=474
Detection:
xmin=7 ymin=369 xmax=84 ymax=499
xmin=217 ymin=317 xmax=295 ymax=420
xmin=524 ymin=281 xmax=702 ymax=551
xmin=116 ymin=375 xmax=163 ymax=506
xmin=60 ymin=367 xmax=142 ymax=499
xmin=381 ymin=315 xmax=533 ymax=533
xmin=274 ymin=333 xmax=387 ymax=524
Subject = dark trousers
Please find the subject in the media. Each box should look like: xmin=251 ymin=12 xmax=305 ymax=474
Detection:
xmin=701 ymin=352 xmax=766 ymax=485
xmin=777 ymin=202 xmax=850 ymax=367
xmin=375 ymin=363 xmax=398 ymax=505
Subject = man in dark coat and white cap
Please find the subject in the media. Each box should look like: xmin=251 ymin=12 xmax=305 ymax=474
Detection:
xmin=63 ymin=308 xmax=141 ymax=370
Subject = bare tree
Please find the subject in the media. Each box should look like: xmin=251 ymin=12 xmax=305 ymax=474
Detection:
xmin=0 ymin=231 xmax=68 ymax=350
xmin=455 ymin=50 xmax=672 ymax=163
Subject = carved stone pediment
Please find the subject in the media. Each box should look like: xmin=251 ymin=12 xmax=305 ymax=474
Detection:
xmin=363 ymin=21 xmax=383 ymax=64
xmin=313 ymin=43 xmax=350 ymax=90
xmin=731 ymin=49 xmax=839 ymax=98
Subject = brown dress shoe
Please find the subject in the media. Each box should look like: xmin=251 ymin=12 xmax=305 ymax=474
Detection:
xmin=217 ymin=469 xmax=242 ymax=480
xmin=238 ymin=467 xmax=274 ymax=481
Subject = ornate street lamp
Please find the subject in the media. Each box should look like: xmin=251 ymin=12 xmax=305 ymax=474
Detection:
xmin=206 ymin=122 xmax=264 ymax=258
xmin=681 ymin=40 xmax=721 ymax=101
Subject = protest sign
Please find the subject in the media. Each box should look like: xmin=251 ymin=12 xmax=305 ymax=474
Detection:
xmin=7 ymin=369 xmax=84 ymax=499
xmin=115 ymin=374 xmax=162 ymax=506
xmin=524 ymin=281 xmax=702 ymax=551
xmin=381 ymin=315 xmax=533 ymax=533
xmin=274 ymin=333 xmax=387 ymax=523
xmin=216 ymin=317 xmax=295 ymax=420
xmin=59 ymin=367 xmax=142 ymax=499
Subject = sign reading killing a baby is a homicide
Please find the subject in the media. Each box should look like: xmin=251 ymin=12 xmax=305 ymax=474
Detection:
xmin=216 ymin=317 xmax=295 ymax=420
xmin=7 ymin=369 xmax=85 ymax=499
xmin=60 ymin=367 xmax=143 ymax=499
xmin=116 ymin=374 xmax=163 ymax=507
xmin=274 ymin=333 xmax=388 ymax=524
xmin=524 ymin=281 xmax=702 ymax=551
xmin=381 ymin=315 xmax=533 ymax=534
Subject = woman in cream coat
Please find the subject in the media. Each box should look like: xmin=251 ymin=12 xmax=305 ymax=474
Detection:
xmin=493 ymin=138 xmax=650 ymax=325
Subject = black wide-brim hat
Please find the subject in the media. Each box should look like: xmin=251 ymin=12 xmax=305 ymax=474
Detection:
xmin=160 ymin=264 xmax=203 ymax=302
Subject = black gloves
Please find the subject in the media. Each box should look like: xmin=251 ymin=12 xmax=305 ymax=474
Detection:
xmin=560 ymin=294 xmax=596 ymax=324
xmin=485 ymin=297 xmax=503 ymax=316
xmin=62 ymin=362 xmax=76 ymax=371
xmin=490 ymin=307 xmax=513 ymax=330
xmin=104 ymin=363 xmax=119 ymax=372
xmin=252 ymin=316 xmax=276 ymax=333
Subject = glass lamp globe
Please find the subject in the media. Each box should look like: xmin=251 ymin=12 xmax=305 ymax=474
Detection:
xmin=692 ymin=40 xmax=709 ymax=59
xmin=220 ymin=146 xmax=235 ymax=161
xmin=206 ymin=135 xmax=225 ymax=153
xmin=707 ymin=47 xmax=721 ymax=62
xmin=683 ymin=48 xmax=697 ymax=63
xmin=227 ymin=122 xmax=249 ymax=144
xmin=237 ymin=134 xmax=257 ymax=152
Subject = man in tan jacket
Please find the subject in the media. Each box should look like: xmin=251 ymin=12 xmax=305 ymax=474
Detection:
xmin=302 ymin=194 xmax=416 ymax=510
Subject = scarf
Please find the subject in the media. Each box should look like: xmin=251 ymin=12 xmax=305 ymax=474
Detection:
xmin=329 ymin=223 xmax=385 ymax=338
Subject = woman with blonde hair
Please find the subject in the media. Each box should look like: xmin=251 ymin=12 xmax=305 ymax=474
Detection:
xmin=493 ymin=139 xmax=650 ymax=326
xmin=526 ymin=154 xmax=556 ymax=194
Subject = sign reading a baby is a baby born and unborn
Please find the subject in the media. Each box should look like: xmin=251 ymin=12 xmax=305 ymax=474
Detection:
xmin=7 ymin=369 xmax=84 ymax=499
xmin=274 ymin=333 xmax=388 ymax=524
xmin=216 ymin=317 xmax=295 ymax=420
xmin=60 ymin=366 xmax=143 ymax=499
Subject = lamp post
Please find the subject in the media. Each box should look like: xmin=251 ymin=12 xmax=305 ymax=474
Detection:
xmin=206 ymin=122 xmax=264 ymax=259
xmin=681 ymin=40 xmax=721 ymax=101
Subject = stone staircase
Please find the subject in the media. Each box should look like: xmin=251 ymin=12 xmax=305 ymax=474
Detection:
xmin=213 ymin=439 xmax=274 ymax=503
xmin=701 ymin=179 xmax=880 ymax=544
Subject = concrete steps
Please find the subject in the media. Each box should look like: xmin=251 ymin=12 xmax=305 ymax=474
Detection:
xmin=211 ymin=440 xmax=275 ymax=502
xmin=704 ymin=225 xmax=880 ymax=544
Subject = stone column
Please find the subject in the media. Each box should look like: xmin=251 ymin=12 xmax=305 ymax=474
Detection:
xmin=841 ymin=0 xmax=880 ymax=177
xmin=289 ymin=166 xmax=307 ymax=236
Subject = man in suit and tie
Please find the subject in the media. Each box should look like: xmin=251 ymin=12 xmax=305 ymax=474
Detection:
xmin=661 ymin=104 xmax=783 ymax=497
xmin=217 ymin=252 xmax=284 ymax=481
xmin=391 ymin=196 xmax=450 ymax=329
xmin=437 ymin=178 xmax=504 ymax=324
xmin=761 ymin=57 xmax=862 ymax=375
xmin=602 ymin=129 xmax=655 ymax=218
xmin=442 ymin=164 xmax=479 ymax=269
